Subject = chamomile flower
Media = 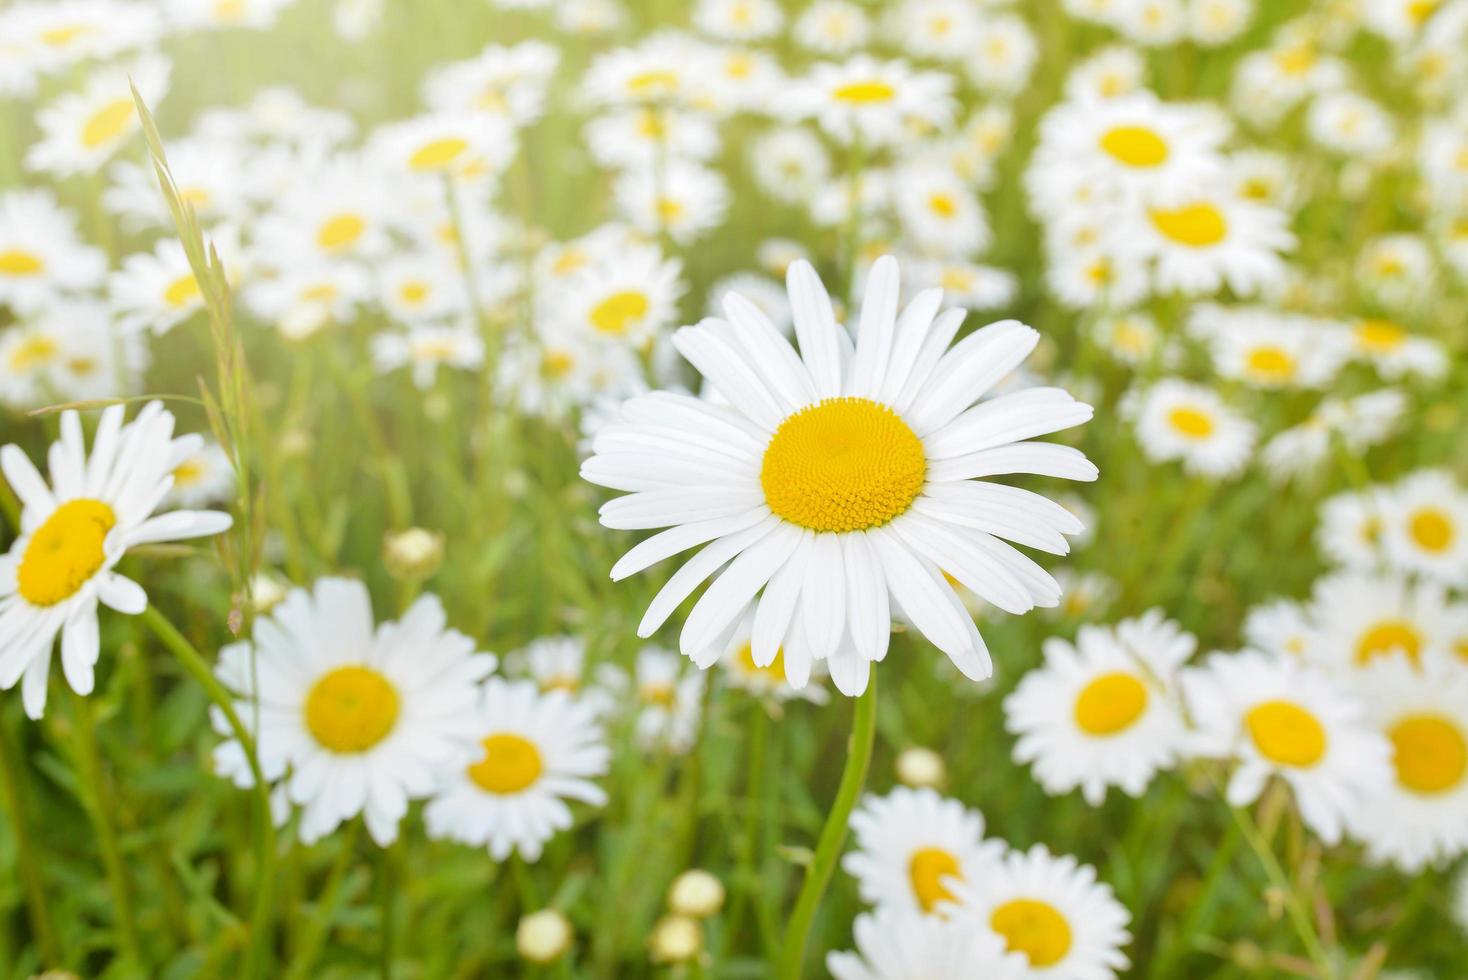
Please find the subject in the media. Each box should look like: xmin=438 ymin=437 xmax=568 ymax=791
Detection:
xmin=374 ymin=255 xmax=469 ymax=324
xmin=27 ymin=54 xmax=170 ymax=177
xmin=0 ymin=403 xmax=233 ymax=718
xmin=108 ymin=238 xmax=214 ymax=336
xmin=968 ymin=16 xmax=1039 ymax=96
xmin=793 ymin=0 xmax=870 ymax=54
xmin=1346 ymin=317 xmax=1448 ymax=381
xmin=166 ymin=0 xmax=298 ymax=30
xmin=1132 ymin=188 xmax=1294 ymax=296
xmin=828 ymin=906 xmax=1027 ymax=980
xmin=252 ymin=160 xmax=396 ymax=265
xmin=585 ymin=107 xmax=720 ymax=171
xmin=749 ymin=128 xmax=832 ymax=206
xmin=905 ymin=259 xmax=1016 ymax=311
xmin=949 ymin=844 xmax=1132 ymax=979
xmin=1317 ymin=489 xmax=1391 ymax=571
xmin=5 ymin=0 xmax=163 ymax=80
xmin=244 ymin=260 xmax=372 ymax=340
xmin=1357 ymin=235 xmax=1435 ymax=308
xmin=1182 ymin=650 xmax=1392 ymax=843
xmin=1304 ymin=572 xmax=1468 ymax=673
xmin=504 ymin=636 xmax=598 ymax=699
xmin=888 ymin=0 xmax=980 ymax=62
xmin=706 ymin=273 xmax=791 ymax=334
xmin=371 ymin=323 xmax=485 ymax=390
xmin=1244 ymin=598 xmax=1313 ymax=660
xmin=1128 ymin=379 xmax=1255 ymax=478
xmin=891 ymin=164 xmax=989 ymax=257
xmin=1064 ymin=46 xmax=1147 ymax=102
xmin=614 ymin=162 xmax=730 ymax=244
xmin=1189 ymin=0 xmax=1254 ymax=45
xmin=0 ymin=190 xmax=107 ymax=314
xmin=555 ymin=244 xmax=684 ymax=348
xmin=693 ymin=0 xmax=782 ymax=40
xmin=1005 ymin=619 xmax=1191 ymax=805
xmin=1380 ymin=470 xmax=1468 ymax=585
xmin=497 ymin=329 xmax=644 ymax=422
xmin=212 ymin=580 xmax=496 ymax=845
xmin=165 ymin=440 xmax=234 ymax=509
xmin=104 ymin=138 xmax=247 ymax=231
xmin=1201 ymin=310 xmax=1349 ymax=389
xmin=1308 ymin=90 xmax=1396 ymax=159
xmin=583 ymin=257 xmax=1095 ymax=697
xmin=799 ymin=57 xmax=955 ymax=147
xmin=368 ymin=113 xmax=516 ymax=182
xmin=1349 ymin=657 xmax=1468 ymax=870
xmin=420 ymin=41 xmax=561 ymax=127
xmin=424 ymin=679 xmax=610 ymax=861
xmin=598 ymin=647 xmax=706 ymax=754
xmin=843 ymin=787 xmax=1004 ymax=916
xmin=1093 ymin=311 xmax=1161 ymax=365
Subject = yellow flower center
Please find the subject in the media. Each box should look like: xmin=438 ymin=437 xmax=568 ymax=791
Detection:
xmin=1353 ymin=319 xmax=1405 ymax=352
xmin=1355 ymin=620 xmax=1422 ymax=667
xmin=1274 ymin=44 xmax=1317 ymax=76
xmin=641 ymin=681 xmax=676 ymax=707
xmin=1167 ymin=406 xmax=1215 ymax=439
xmin=907 ymin=847 xmax=961 ymax=913
xmin=1390 ymin=714 xmax=1466 ymax=794
xmin=927 ymin=192 xmax=957 ymax=217
xmin=300 ymin=283 xmax=338 ymax=304
xmin=627 ymin=70 xmax=680 ymax=96
xmin=40 ymin=24 xmax=95 ymax=47
xmin=467 ymin=732 xmax=544 ymax=794
xmin=1245 ymin=346 xmax=1296 ymax=382
xmin=1073 ymin=672 xmax=1149 ymax=736
xmin=989 ymin=899 xmax=1073 ymax=968
xmin=409 ymin=137 xmax=469 ymax=172
xmin=303 ymin=666 xmax=400 ymax=753
xmin=1112 ymin=321 xmax=1149 ymax=354
xmin=8 ymin=335 xmax=59 ymax=372
xmin=1408 ymin=508 xmax=1454 ymax=553
xmin=17 ymin=499 xmax=117 ymax=606
xmin=1246 ymin=700 xmax=1326 ymax=767
xmin=164 ymin=274 xmax=201 ymax=308
xmin=0 ymin=249 xmax=45 ymax=277
xmin=656 ymin=197 xmax=684 ymax=222
xmin=1149 ymin=203 xmax=1228 ymax=247
xmin=939 ymin=267 xmax=975 ymax=291
xmin=317 ymin=213 xmax=366 ymax=252
xmin=81 ymin=99 xmax=136 ymax=150
xmin=1098 ymin=125 xmax=1169 ymax=167
xmin=761 ymin=398 xmax=926 ymax=533
xmin=542 ymin=350 xmax=575 ymax=378
xmin=735 ymin=642 xmax=787 ymax=684
xmin=833 ymin=80 xmax=896 ymax=104
xmin=173 ymin=459 xmax=205 ymax=487
xmin=214 ymin=0 xmax=246 ymax=21
xmin=400 ymin=281 xmax=430 ymax=306
xmin=588 ymin=290 xmax=649 ymax=336
xmin=1408 ymin=0 xmax=1440 ymax=25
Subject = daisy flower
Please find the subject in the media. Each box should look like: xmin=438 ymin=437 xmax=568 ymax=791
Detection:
xmin=165 ymin=440 xmax=234 ymax=510
xmin=371 ymin=322 xmax=485 ymax=390
xmin=108 ymin=238 xmax=209 ymax=336
xmin=1303 ymin=572 xmax=1468 ymax=673
xmin=1349 ymin=657 xmax=1468 ymax=870
xmin=582 ymin=256 xmax=1096 ymax=696
xmin=1127 ymin=379 xmax=1255 ymax=478
xmin=692 ymin=0 xmax=783 ymax=40
xmin=712 ymin=609 xmax=829 ymax=704
xmin=0 ymin=190 xmax=107 ymax=314
xmin=887 ymin=0 xmax=981 ymax=62
xmin=949 ymin=844 xmax=1132 ymax=979
xmin=1092 ymin=311 xmax=1161 ymax=365
xmin=1189 ymin=0 xmax=1254 ymax=45
xmin=1243 ymin=598 xmax=1313 ymax=661
xmin=904 ymin=259 xmax=1016 ymax=311
xmin=1345 ymin=317 xmax=1448 ymax=381
xmin=1064 ymin=46 xmax=1147 ymax=102
xmin=1307 ymin=90 xmax=1396 ymax=159
xmin=424 ymin=679 xmax=610 ymax=861
xmin=613 ymin=161 xmax=731 ymax=244
xmin=967 ymin=16 xmax=1039 ymax=96
xmin=1380 ymin=470 xmax=1468 ymax=585
xmin=419 ymin=40 xmax=561 ymax=127
xmin=373 ymin=255 xmax=470 ymax=324
xmin=828 ymin=905 xmax=1027 ymax=980
xmin=252 ymin=159 xmax=396 ymax=266
xmin=1317 ymin=489 xmax=1390 ymax=571
xmin=793 ymin=0 xmax=871 ymax=54
xmin=212 ymin=580 xmax=496 ymax=845
xmin=554 ymin=244 xmax=685 ymax=348
xmin=504 ymin=635 xmax=601 ymax=701
xmin=843 ymin=787 xmax=1005 ymax=916
xmin=798 ymin=57 xmax=955 ymax=147
xmin=1182 ymin=650 xmax=1392 ymax=843
xmin=1357 ymin=234 xmax=1435 ymax=307
xmin=367 ymin=113 xmax=516 ymax=182
xmin=584 ymin=107 xmax=720 ymax=171
xmin=1131 ymin=187 xmax=1295 ymax=296
xmin=891 ymin=164 xmax=990 ymax=257
xmin=0 ymin=403 xmax=233 ymax=718
xmin=1200 ymin=309 xmax=1349 ymax=389
xmin=26 ymin=54 xmax=170 ymax=177
xmin=104 ymin=137 xmax=247 ymax=231
xmin=749 ymin=128 xmax=832 ymax=206
xmin=1005 ymin=615 xmax=1192 ymax=805
xmin=596 ymin=647 xmax=706 ymax=754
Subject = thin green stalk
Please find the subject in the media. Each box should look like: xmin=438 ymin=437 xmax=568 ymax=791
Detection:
xmin=778 ymin=668 xmax=877 ymax=980
xmin=140 ymin=606 xmax=276 ymax=979
xmin=1229 ymin=803 xmax=1335 ymax=980
xmin=0 ymin=717 xmax=62 ymax=968
xmin=68 ymin=690 xmax=145 ymax=970
xmin=725 ymin=702 xmax=768 ymax=954
xmin=285 ymin=821 xmax=361 ymax=980
xmin=1149 ymin=816 xmax=1241 ymax=978
xmin=379 ymin=839 xmax=399 ymax=980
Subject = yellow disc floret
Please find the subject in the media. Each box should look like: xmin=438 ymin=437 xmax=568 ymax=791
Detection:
xmin=907 ymin=847 xmax=961 ymax=914
xmin=1073 ymin=672 xmax=1149 ymax=736
xmin=17 ymin=499 xmax=117 ymax=607
xmin=1098 ymin=125 xmax=1169 ymax=167
xmin=760 ymin=398 xmax=926 ymax=533
xmin=990 ymin=898 xmax=1073 ymax=968
xmin=1246 ymin=700 xmax=1327 ymax=768
xmin=1389 ymin=714 xmax=1467 ymax=795
xmin=468 ymin=732 xmax=545 ymax=794
xmin=304 ymin=666 xmax=400 ymax=754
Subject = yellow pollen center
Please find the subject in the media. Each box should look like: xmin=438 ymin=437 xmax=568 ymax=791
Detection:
xmin=409 ymin=137 xmax=469 ymax=171
xmin=164 ymin=274 xmax=201 ymax=308
xmin=304 ymin=666 xmax=400 ymax=753
xmin=627 ymin=70 xmax=679 ymax=96
xmin=1274 ymin=44 xmax=1316 ymax=75
xmin=642 ymin=681 xmax=676 ymax=707
xmin=1073 ymin=672 xmax=1149 ymax=735
xmin=1408 ymin=508 xmax=1454 ymax=553
xmin=990 ymin=899 xmax=1073 ymax=968
xmin=8 ymin=335 xmax=58 ymax=371
xmin=588 ymin=290 xmax=649 ymax=336
xmin=317 ymin=214 xmax=366 ymax=252
xmin=81 ymin=99 xmax=136 ymax=149
xmin=927 ymin=193 xmax=957 ymax=217
xmin=1354 ymin=319 xmax=1405 ymax=352
xmin=1390 ymin=714 xmax=1466 ymax=794
xmin=656 ymin=197 xmax=684 ymax=222
xmin=17 ymin=499 xmax=117 ymax=606
xmin=1408 ymin=0 xmax=1440 ymax=24
xmin=735 ymin=642 xmax=787 ymax=684
xmin=908 ymin=847 xmax=961 ymax=913
xmin=1149 ymin=203 xmax=1228 ymax=247
xmin=0 ymin=249 xmax=45 ymax=277
xmin=1355 ymin=620 xmax=1422 ymax=666
xmin=1168 ymin=406 xmax=1215 ymax=439
xmin=1098 ymin=125 xmax=1169 ymax=167
xmin=173 ymin=459 xmax=205 ymax=486
xmin=40 ymin=24 xmax=95 ymax=47
xmin=467 ymin=732 xmax=544 ymax=794
xmin=542 ymin=351 xmax=575 ymax=378
xmin=761 ymin=398 xmax=926 ymax=533
xmin=833 ymin=80 xmax=896 ymax=104
xmin=1245 ymin=346 xmax=1296 ymax=382
xmin=1246 ymin=700 xmax=1326 ymax=767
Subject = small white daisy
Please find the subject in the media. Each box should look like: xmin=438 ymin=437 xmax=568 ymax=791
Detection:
xmin=828 ymin=905 xmax=1027 ymax=980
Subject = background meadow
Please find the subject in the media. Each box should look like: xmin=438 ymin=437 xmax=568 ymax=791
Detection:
xmin=1 ymin=0 xmax=1467 ymax=977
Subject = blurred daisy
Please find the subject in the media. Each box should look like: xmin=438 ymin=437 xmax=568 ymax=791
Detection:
xmin=420 ymin=41 xmax=561 ymax=127
xmin=1064 ymin=46 xmax=1146 ymax=101
xmin=1244 ymin=598 xmax=1312 ymax=660
xmin=1201 ymin=310 xmax=1349 ymax=389
xmin=108 ymin=238 xmax=208 ymax=336
xmin=828 ymin=906 xmax=1026 ymax=980
xmin=165 ymin=440 xmax=234 ymax=510
xmin=1346 ymin=317 xmax=1447 ymax=381
xmin=504 ymin=637 xmax=609 ymax=714
xmin=614 ymin=162 xmax=730 ymax=244
xmin=1127 ymin=379 xmax=1255 ymax=478
xmin=1132 ymin=188 xmax=1294 ymax=296
xmin=371 ymin=323 xmax=485 ymax=390
xmin=583 ymin=257 xmax=1095 ymax=696
xmin=693 ymin=0 xmax=782 ymax=40
xmin=597 ymin=647 xmax=706 ymax=754
xmin=104 ymin=137 xmax=247 ymax=231
xmin=1381 ymin=470 xmax=1468 ymax=585
xmin=253 ymin=160 xmax=396 ymax=265
xmin=368 ymin=113 xmax=515 ymax=182
xmin=1189 ymin=0 xmax=1254 ymax=45
xmin=1308 ymin=90 xmax=1396 ymax=159
xmin=213 ymin=580 xmax=496 ymax=844
xmin=891 ymin=164 xmax=989 ymax=257
xmin=1350 ymin=657 xmax=1468 ymax=870
xmin=585 ymin=107 xmax=720 ymax=171
xmin=799 ymin=56 xmax=955 ymax=147
xmin=0 ymin=190 xmax=107 ymax=314
xmin=967 ymin=16 xmax=1039 ymax=96
xmin=1357 ymin=234 xmax=1435 ymax=307
xmin=424 ymin=679 xmax=609 ymax=860
xmin=1304 ymin=572 xmax=1468 ymax=673
xmin=888 ymin=0 xmax=980 ymax=62
xmin=0 ymin=403 xmax=232 ymax=718
xmin=27 ymin=54 xmax=170 ymax=177
xmin=555 ymin=244 xmax=684 ymax=348
xmin=905 ymin=259 xmax=1016 ymax=311
xmin=710 ymin=609 xmax=828 ymax=703
xmin=374 ymin=255 xmax=469 ymax=324
xmin=1005 ymin=619 xmax=1191 ymax=805
xmin=498 ymin=329 xmax=644 ymax=422
xmin=793 ymin=0 xmax=870 ymax=54
xmin=1182 ymin=650 xmax=1392 ymax=844
xmin=1317 ymin=489 xmax=1390 ymax=570
xmin=749 ymin=128 xmax=831 ymax=206
xmin=1092 ymin=311 xmax=1160 ymax=365
xmin=843 ymin=787 xmax=1004 ymax=916
xmin=950 ymin=843 xmax=1132 ymax=979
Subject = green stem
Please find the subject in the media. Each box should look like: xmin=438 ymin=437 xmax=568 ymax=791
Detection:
xmin=379 ymin=839 xmax=398 ymax=980
xmin=1149 ymin=815 xmax=1240 ymax=978
xmin=285 ymin=821 xmax=360 ymax=980
xmin=1228 ymin=804 xmax=1335 ymax=979
xmin=68 ymin=690 xmax=145 ymax=970
xmin=140 ymin=606 xmax=276 ymax=979
xmin=0 ymin=715 xmax=63 ymax=967
xmin=777 ymin=668 xmax=877 ymax=980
